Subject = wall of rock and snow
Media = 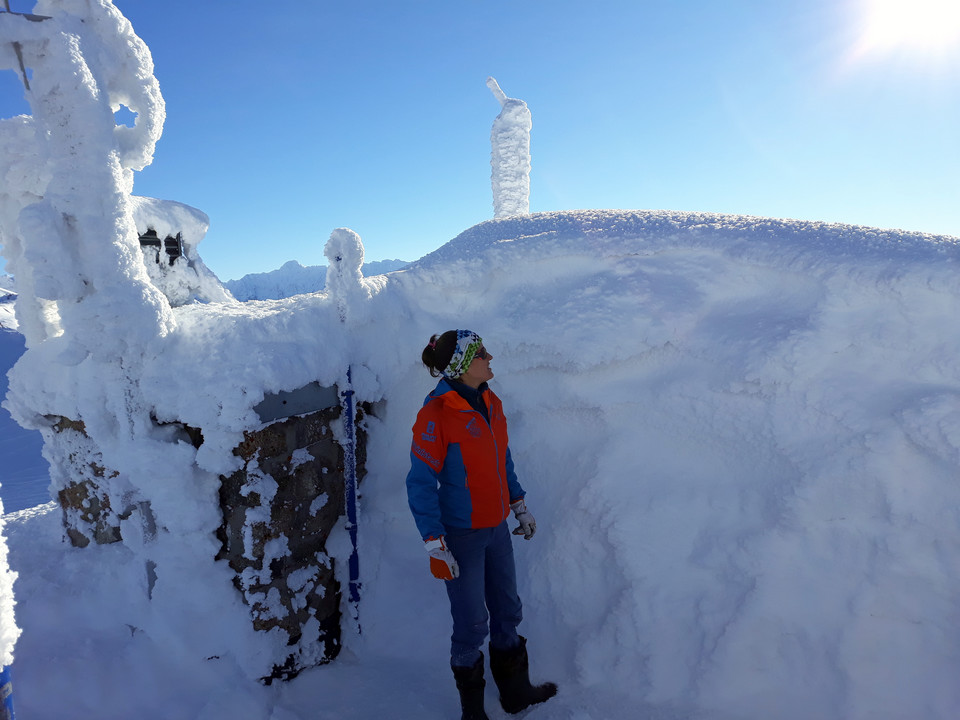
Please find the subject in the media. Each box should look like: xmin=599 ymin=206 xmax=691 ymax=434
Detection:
xmin=0 ymin=0 xmax=385 ymax=680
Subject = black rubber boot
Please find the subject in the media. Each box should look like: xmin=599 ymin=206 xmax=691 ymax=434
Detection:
xmin=488 ymin=636 xmax=558 ymax=714
xmin=451 ymin=654 xmax=490 ymax=720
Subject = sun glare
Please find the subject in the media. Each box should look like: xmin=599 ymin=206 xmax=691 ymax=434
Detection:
xmin=859 ymin=0 xmax=960 ymax=53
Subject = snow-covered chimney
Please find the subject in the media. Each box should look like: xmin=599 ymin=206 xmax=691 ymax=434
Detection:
xmin=487 ymin=77 xmax=532 ymax=218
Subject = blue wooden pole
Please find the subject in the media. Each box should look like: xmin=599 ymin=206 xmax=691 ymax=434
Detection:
xmin=0 ymin=666 xmax=15 ymax=720
xmin=340 ymin=367 xmax=361 ymax=629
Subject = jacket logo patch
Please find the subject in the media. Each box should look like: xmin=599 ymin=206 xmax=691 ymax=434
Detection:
xmin=413 ymin=443 xmax=440 ymax=468
xmin=465 ymin=417 xmax=482 ymax=438
xmin=421 ymin=421 xmax=436 ymax=443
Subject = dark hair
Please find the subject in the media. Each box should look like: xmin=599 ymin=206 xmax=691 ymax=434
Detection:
xmin=421 ymin=330 xmax=458 ymax=377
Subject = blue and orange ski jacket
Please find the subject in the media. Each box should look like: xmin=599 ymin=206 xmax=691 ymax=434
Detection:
xmin=406 ymin=379 xmax=525 ymax=541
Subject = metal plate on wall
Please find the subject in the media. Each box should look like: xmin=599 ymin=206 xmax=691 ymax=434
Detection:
xmin=254 ymin=382 xmax=339 ymax=423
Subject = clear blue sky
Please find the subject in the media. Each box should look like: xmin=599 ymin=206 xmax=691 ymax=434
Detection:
xmin=3 ymin=0 xmax=960 ymax=281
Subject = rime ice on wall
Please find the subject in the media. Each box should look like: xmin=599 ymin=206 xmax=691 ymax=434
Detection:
xmin=0 ymin=0 xmax=263 ymax=679
xmin=487 ymin=77 xmax=532 ymax=218
xmin=0 ymin=1 xmax=391 ymax=681
xmin=0 ymin=1 xmax=177 ymax=547
xmin=0 ymin=0 xmax=169 ymax=673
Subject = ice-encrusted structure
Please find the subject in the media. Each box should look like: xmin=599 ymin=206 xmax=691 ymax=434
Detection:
xmin=487 ymin=76 xmax=532 ymax=218
xmin=0 ymin=0 xmax=172 ymax=674
xmin=0 ymin=0 xmax=379 ymax=680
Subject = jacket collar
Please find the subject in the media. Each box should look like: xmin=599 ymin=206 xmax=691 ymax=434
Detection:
xmin=431 ymin=378 xmax=489 ymax=409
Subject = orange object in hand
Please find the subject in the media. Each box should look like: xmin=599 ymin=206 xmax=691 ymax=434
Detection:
xmin=425 ymin=536 xmax=460 ymax=580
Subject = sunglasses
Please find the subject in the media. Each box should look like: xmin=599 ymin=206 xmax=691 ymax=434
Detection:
xmin=475 ymin=346 xmax=490 ymax=360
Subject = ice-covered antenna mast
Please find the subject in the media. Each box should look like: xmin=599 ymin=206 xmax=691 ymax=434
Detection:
xmin=486 ymin=77 xmax=532 ymax=218
xmin=1 ymin=2 xmax=51 ymax=91
xmin=487 ymin=76 xmax=507 ymax=105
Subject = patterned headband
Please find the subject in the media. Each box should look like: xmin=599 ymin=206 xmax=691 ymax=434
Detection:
xmin=442 ymin=330 xmax=483 ymax=379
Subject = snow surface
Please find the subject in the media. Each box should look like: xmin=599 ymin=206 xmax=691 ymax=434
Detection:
xmin=0 ymin=291 xmax=48 ymax=514
xmin=3 ymin=208 xmax=960 ymax=719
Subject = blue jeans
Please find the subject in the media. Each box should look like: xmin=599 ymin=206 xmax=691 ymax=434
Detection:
xmin=444 ymin=521 xmax=523 ymax=667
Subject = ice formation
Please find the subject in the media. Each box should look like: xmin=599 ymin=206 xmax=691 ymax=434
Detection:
xmin=0 ymin=0 xmax=173 ymax=672
xmin=0 ymin=0 xmax=319 ymax=679
xmin=487 ymin=76 xmax=532 ymax=218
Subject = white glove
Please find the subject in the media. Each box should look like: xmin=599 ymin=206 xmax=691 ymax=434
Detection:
xmin=510 ymin=499 xmax=537 ymax=540
xmin=424 ymin=536 xmax=459 ymax=580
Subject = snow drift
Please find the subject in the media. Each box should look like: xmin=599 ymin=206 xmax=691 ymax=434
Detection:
xmin=6 ymin=207 xmax=960 ymax=719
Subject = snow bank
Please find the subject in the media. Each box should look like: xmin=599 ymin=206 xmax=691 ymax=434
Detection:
xmin=370 ymin=210 xmax=960 ymax=720
xmin=0 ymin=503 xmax=17 ymax=668
xmin=0 ymin=292 xmax=21 ymax=671
xmin=0 ymin=317 xmax=48 ymax=514
xmin=3 ymin=206 xmax=960 ymax=718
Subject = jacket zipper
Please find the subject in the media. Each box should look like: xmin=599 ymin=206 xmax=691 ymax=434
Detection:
xmin=460 ymin=406 xmax=507 ymax=517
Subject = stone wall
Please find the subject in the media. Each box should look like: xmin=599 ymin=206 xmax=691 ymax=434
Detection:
xmin=216 ymin=400 xmax=368 ymax=681
xmin=49 ymin=416 xmax=123 ymax=548
xmin=50 ymin=393 xmax=368 ymax=682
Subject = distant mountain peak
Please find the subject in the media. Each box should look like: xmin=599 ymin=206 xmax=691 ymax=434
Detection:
xmin=224 ymin=258 xmax=409 ymax=301
xmin=0 ymin=280 xmax=16 ymax=331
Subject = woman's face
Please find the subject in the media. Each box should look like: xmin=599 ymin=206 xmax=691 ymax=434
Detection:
xmin=459 ymin=346 xmax=494 ymax=388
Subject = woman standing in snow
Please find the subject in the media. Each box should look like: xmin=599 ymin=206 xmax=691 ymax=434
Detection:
xmin=406 ymin=330 xmax=557 ymax=720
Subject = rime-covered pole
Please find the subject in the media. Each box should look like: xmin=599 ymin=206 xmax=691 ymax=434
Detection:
xmin=324 ymin=227 xmax=366 ymax=628
xmin=487 ymin=77 xmax=532 ymax=218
